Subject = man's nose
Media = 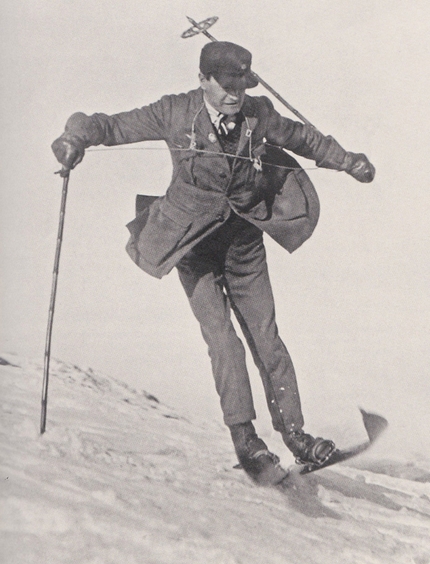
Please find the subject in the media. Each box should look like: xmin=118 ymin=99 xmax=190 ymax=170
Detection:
xmin=227 ymin=90 xmax=241 ymax=100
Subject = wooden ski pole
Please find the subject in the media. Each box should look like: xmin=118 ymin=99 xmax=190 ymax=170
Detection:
xmin=40 ymin=167 xmax=70 ymax=434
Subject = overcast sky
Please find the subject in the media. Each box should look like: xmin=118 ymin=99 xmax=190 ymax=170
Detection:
xmin=1 ymin=0 xmax=429 ymax=454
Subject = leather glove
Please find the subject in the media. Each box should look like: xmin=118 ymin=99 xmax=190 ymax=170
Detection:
xmin=51 ymin=135 xmax=85 ymax=170
xmin=343 ymin=152 xmax=375 ymax=183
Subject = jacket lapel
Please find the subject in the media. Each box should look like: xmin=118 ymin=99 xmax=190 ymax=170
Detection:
xmin=236 ymin=116 xmax=258 ymax=157
xmin=236 ymin=95 xmax=259 ymax=156
xmin=193 ymin=91 xmax=224 ymax=153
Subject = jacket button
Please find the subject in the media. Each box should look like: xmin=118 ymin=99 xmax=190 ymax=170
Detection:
xmin=219 ymin=172 xmax=227 ymax=179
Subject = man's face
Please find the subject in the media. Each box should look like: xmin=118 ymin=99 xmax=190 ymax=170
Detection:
xmin=199 ymin=74 xmax=246 ymax=115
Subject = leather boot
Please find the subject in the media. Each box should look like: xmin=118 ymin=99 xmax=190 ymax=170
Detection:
xmin=283 ymin=429 xmax=335 ymax=465
xmin=230 ymin=422 xmax=287 ymax=485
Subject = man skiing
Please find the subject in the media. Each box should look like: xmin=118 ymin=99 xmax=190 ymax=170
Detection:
xmin=52 ymin=41 xmax=375 ymax=484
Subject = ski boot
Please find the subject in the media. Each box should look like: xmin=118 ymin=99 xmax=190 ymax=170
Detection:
xmin=283 ymin=429 xmax=335 ymax=466
xmin=230 ymin=422 xmax=287 ymax=486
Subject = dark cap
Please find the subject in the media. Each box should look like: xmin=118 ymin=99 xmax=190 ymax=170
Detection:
xmin=199 ymin=41 xmax=259 ymax=90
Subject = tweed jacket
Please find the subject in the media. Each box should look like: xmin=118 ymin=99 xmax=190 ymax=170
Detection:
xmin=64 ymin=88 xmax=349 ymax=278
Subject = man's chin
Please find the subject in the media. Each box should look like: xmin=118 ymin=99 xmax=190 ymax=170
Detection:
xmin=221 ymin=104 xmax=242 ymax=115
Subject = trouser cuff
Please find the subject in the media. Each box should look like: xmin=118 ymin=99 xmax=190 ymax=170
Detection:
xmin=224 ymin=410 xmax=257 ymax=428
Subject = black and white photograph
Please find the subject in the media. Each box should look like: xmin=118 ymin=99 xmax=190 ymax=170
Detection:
xmin=1 ymin=1 xmax=429 ymax=562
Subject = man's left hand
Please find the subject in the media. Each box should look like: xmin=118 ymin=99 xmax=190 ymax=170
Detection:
xmin=344 ymin=152 xmax=376 ymax=183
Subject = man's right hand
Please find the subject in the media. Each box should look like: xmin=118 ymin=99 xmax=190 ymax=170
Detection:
xmin=51 ymin=136 xmax=85 ymax=170
xmin=343 ymin=152 xmax=375 ymax=183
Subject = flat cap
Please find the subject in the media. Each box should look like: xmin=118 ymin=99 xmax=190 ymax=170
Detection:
xmin=200 ymin=41 xmax=258 ymax=90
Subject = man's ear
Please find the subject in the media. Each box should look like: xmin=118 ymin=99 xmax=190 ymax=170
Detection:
xmin=199 ymin=72 xmax=209 ymax=90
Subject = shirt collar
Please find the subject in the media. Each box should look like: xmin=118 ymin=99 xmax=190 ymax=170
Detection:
xmin=203 ymin=97 xmax=223 ymax=125
xmin=203 ymin=96 xmax=243 ymax=136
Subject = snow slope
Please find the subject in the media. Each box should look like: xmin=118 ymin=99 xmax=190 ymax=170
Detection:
xmin=1 ymin=354 xmax=429 ymax=564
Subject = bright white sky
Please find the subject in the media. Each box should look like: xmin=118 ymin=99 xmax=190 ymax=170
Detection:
xmin=1 ymin=0 xmax=429 ymax=454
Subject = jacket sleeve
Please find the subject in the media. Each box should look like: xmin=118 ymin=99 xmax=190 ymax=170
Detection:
xmin=262 ymin=96 xmax=349 ymax=171
xmin=61 ymin=94 xmax=176 ymax=148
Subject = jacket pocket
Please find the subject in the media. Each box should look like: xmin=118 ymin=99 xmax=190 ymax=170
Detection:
xmin=137 ymin=200 xmax=192 ymax=267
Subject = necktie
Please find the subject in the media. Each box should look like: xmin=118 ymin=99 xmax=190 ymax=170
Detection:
xmin=218 ymin=114 xmax=229 ymax=136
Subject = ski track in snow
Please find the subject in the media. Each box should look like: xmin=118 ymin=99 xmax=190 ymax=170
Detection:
xmin=1 ymin=353 xmax=429 ymax=564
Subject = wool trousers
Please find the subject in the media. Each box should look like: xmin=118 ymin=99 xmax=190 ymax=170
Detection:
xmin=176 ymin=213 xmax=304 ymax=433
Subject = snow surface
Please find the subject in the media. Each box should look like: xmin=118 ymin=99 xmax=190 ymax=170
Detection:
xmin=1 ymin=353 xmax=430 ymax=564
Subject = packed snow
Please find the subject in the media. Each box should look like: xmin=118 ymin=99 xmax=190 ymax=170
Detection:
xmin=1 ymin=353 xmax=429 ymax=564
